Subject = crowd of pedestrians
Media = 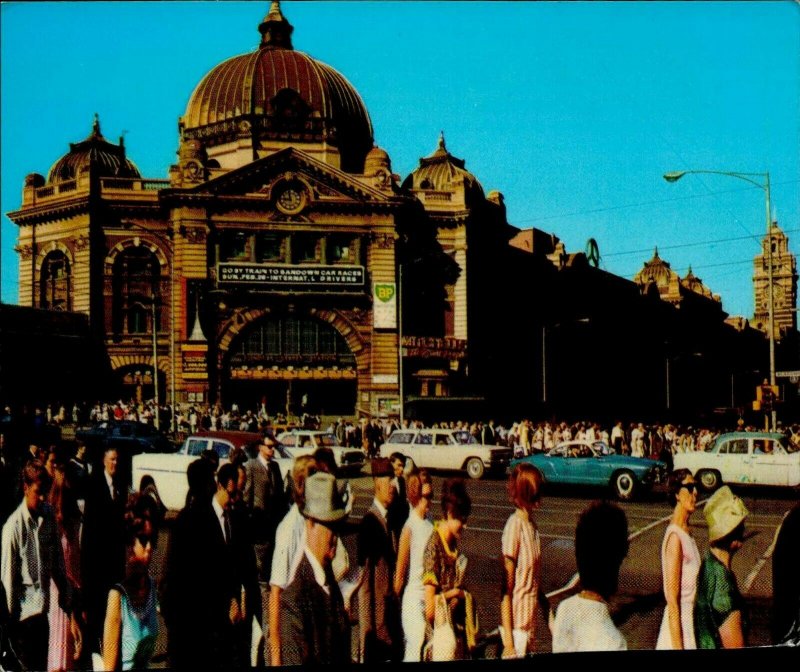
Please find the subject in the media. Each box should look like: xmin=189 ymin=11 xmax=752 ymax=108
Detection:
xmin=2 ymin=399 xmax=800 ymax=668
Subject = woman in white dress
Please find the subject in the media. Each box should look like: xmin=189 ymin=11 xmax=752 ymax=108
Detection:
xmin=393 ymin=469 xmax=434 ymax=661
xmin=656 ymin=468 xmax=701 ymax=649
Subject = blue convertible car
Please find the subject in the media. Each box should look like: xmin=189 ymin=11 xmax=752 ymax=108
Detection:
xmin=510 ymin=440 xmax=668 ymax=500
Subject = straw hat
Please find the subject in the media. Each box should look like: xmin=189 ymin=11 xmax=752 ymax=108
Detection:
xmin=301 ymin=472 xmax=349 ymax=524
xmin=704 ymin=485 xmax=749 ymax=542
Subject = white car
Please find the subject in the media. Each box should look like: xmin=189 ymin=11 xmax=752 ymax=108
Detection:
xmin=276 ymin=430 xmax=365 ymax=475
xmin=673 ymin=431 xmax=800 ymax=491
xmin=132 ymin=431 xmax=293 ymax=511
xmin=379 ymin=428 xmax=513 ymax=479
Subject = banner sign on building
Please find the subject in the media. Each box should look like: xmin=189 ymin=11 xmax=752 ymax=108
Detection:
xmin=373 ymin=282 xmax=397 ymax=329
xmin=218 ymin=263 xmax=364 ymax=289
xmin=181 ymin=343 xmax=208 ymax=380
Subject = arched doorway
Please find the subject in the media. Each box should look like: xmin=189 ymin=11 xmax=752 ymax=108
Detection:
xmin=223 ymin=315 xmax=358 ymax=416
xmin=115 ymin=365 xmax=165 ymax=405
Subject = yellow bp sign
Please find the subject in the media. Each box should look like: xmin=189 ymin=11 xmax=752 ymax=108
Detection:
xmin=373 ymin=282 xmax=397 ymax=329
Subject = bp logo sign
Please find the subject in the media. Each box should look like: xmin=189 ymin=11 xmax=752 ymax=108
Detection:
xmin=375 ymin=284 xmax=396 ymax=302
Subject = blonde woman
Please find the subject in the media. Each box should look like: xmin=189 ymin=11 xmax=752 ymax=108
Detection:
xmin=656 ymin=469 xmax=701 ymax=649
xmin=393 ymin=469 xmax=434 ymax=661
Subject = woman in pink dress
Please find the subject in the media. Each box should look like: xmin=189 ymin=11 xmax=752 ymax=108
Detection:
xmin=656 ymin=468 xmax=701 ymax=649
xmin=47 ymin=461 xmax=83 ymax=671
xmin=500 ymin=463 xmax=547 ymax=658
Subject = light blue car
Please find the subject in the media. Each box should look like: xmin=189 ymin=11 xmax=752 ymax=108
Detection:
xmin=510 ymin=440 xmax=668 ymax=500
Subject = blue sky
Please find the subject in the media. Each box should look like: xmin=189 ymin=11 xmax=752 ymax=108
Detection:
xmin=2 ymin=1 xmax=799 ymax=318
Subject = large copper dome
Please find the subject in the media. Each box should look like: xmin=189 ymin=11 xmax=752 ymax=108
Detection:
xmin=181 ymin=2 xmax=373 ymax=173
xmin=47 ymin=115 xmax=140 ymax=184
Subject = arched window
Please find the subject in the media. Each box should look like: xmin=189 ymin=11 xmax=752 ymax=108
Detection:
xmin=40 ymin=251 xmax=71 ymax=311
xmin=112 ymin=247 xmax=160 ymax=335
xmin=229 ymin=316 xmax=355 ymax=368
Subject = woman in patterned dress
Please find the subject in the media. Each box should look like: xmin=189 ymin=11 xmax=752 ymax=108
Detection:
xmin=422 ymin=478 xmax=471 ymax=660
xmin=47 ymin=461 xmax=83 ymax=672
xmin=500 ymin=463 xmax=546 ymax=658
xmin=656 ymin=468 xmax=701 ymax=649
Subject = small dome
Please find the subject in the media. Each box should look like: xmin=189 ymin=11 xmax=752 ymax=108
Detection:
xmin=634 ymin=248 xmax=678 ymax=288
xmin=181 ymin=2 xmax=373 ymax=173
xmin=403 ymin=133 xmax=483 ymax=194
xmin=364 ymin=145 xmax=391 ymax=175
xmin=47 ymin=115 xmax=140 ymax=184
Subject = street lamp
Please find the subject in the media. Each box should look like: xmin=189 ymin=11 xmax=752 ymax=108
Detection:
xmin=122 ymin=222 xmax=176 ymax=433
xmin=663 ymin=169 xmax=776 ymax=430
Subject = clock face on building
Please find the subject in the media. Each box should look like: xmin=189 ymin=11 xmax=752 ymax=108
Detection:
xmin=761 ymin=283 xmax=785 ymax=309
xmin=275 ymin=184 xmax=305 ymax=214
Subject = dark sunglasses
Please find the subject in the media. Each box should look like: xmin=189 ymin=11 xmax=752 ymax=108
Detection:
xmin=680 ymin=483 xmax=697 ymax=494
xmin=420 ymin=492 xmax=433 ymax=500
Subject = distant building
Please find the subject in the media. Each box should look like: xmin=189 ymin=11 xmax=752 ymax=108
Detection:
xmin=5 ymin=2 xmax=795 ymax=424
xmin=753 ymin=221 xmax=797 ymax=341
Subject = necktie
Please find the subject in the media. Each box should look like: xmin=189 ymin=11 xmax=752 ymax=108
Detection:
xmin=28 ymin=516 xmax=41 ymax=586
xmin=223 ymin=510 xmax=232 ymax=544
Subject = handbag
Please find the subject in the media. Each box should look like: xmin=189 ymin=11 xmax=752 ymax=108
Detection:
xmin=426 ymin=593 xmax=457 ymax=662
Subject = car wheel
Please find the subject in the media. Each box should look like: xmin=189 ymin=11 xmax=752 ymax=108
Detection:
xmin=612 ymin=470 xmax=637 ymax=501
xmin=697 ymin=469 xmax=721 ymax=493
xmin=466 ymin=457 xmax=485 ymax=480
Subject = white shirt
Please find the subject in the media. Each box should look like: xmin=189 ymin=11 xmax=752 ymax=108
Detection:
xmin=104 ymin=470 xmax=115 ymax=500
xmin=372 ymin=498 xmax=388 ymax=521
xmin=303 ymin=547 xmax=329 ymax=595
xmin=211 ymin=496 xmax=227 ymax=542
xmin=552 ymin=594 xmax=627 ymax=653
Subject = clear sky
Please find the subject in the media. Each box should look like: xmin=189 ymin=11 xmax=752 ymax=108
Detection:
xmin=2 ymin=1 xmax=799 ymax=319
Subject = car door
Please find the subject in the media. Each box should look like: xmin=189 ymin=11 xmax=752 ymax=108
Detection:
xmin=716 ymin=437 xmax=748 ymax=483
xmin=411 ymin=432 xmax=432 ymax=468
xmin=750 ymin=438 xmax=790 ymax=486
xmin=431 ymin=432 xmax=457 ymax=470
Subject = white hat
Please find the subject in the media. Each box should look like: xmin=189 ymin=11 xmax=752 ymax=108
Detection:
xmin=704 ymin=485 xmax=749 ymax=542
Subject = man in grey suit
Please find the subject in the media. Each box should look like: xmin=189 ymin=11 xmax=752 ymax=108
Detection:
xmin=279 ymin=472 xmax=350 ymax=665
xmin=243 ymin=433 xmax=287 ymax=665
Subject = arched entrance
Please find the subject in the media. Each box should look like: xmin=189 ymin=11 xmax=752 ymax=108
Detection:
xmin=115 ymin=364 xmax=165 ymax=404
xmin=222 ymin=314 xmax=358 ymax=416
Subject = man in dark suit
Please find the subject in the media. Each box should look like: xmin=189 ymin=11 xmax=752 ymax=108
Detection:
xmin=80 ymin=446 xmax=126 ymax=655
xmin=386 ymin=452 xmax=409 ymax=550
xmin=162 ymin=462 xmax=246 ymax=670
xmin=357 ymin=458 xmax=402 ymax=662
xmin=280 ymin=471 xmax=350 ymax=665
xmin=243 ymin=433 xmax=287 ymax=663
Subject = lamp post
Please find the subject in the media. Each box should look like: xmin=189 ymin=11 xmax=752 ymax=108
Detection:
xmin=664 ymin=169 xmax=776 ymax=430
xmin=123 ymin=222 xmax=176 ymax=434
xmin=398 ymin=263 xmax=404 ymax=426
xmin=150 ymin=293 xmax=161 ymax=429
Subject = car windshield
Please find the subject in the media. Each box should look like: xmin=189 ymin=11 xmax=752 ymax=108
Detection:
xmin=453 ymin=431 xmax=477 ymax=445
xmin=592 ymin=442 xmax=613 ymax=455
xmin=319 ymin=433 xmax=339 ymax=447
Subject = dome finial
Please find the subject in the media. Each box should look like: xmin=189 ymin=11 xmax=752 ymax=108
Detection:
xmin=92 ymin=113 xmax=101 ymax=138
xmin=438 ymin=130 xmax=446 ymax=151
xmin=653 ymin=246 xmax=659 ymax=258
xmin=259 ymin=1 xmax=294 ymax=50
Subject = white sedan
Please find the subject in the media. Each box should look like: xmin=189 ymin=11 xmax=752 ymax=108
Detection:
xmin=132 ymin=432 xmax=293 ymax=511
xmin=276 ymin=430 xmax=365 ymax=475
xmin=673 ymin=431 xmax=800 ymax=491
